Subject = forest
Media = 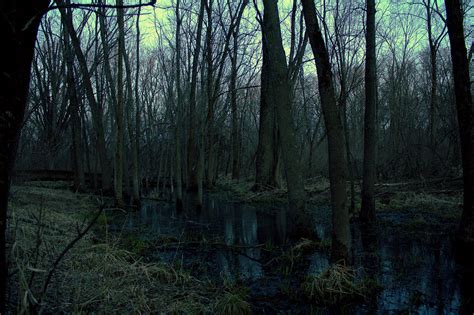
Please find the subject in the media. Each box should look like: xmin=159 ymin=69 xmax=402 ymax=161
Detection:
xmin=0 ymin=0 xmax=472 ymax=313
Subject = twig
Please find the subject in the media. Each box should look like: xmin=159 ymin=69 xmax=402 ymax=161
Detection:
xmin=36 ymin=206 xmax=104 ymax=310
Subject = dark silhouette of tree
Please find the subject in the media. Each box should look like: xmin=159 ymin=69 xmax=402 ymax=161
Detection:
xmin=261 ymin=0 xmax=313 ymax=239
xmin=0 ymin=2 xmax=50 ymax=310
xmin=301 ymin=0 xmax=351 ymax=262
xmin=445 ymin=0 xmax=474 ymax=249
xmin=360 ymin=0 xmax=377 ymax=223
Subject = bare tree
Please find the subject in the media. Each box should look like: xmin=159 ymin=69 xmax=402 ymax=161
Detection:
xmin=175 ymin=0 xmax=184 ymax=210
xmin=445 ymin=0 xmax=474 ymax=248
xmin=0 ymin=2 xmax=50 ymax=310
xmin=114 ymin=0 xmax=126 ymax=207
xmin=302 ymin=0 xmax=351 ymax=262
xmin=261 ymin=0 xmax=313 ymax=239
xmin=361 ymin=0 xmax=377 ymax=223
xmin=58 ymin=0 xmax=113 ymax=192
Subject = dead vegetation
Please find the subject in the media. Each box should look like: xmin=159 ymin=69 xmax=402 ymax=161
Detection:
xmin=302 ymin=264 xmax=380 ymax=306
xmin=6 ymin=179 xmax=460 ymax=313
xmin=6 ymin=182 xmax=251 ymax=314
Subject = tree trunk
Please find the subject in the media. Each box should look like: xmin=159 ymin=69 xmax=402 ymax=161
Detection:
xmin=230 ymin=27 xmax=241 ymax=180
xmin=426 ymin=0 xmax=438 ymax=147
xmin=360 ymin=0 xmax=377 ymax=223
xmin=175 ymin=0 xmax=183 ymax=210
xmin=0 ymin=1 xmax=49 ymax=311
xmin=122 ymin=15 xmax=141 ymax=205
xmin=115 ymin=0 xmax=125 ymax=208
xmin=205 ymin=0 xmax=217 ymax=188
xmin=187 ymin=0 xmax=205 ymax=192
xmin=255 ymin=29 xmax=280 ymax=190
xmin=66 ymin=43 xmax=86 ymax=191
xmin=132 ymin=5 xmax=142 ymax=205
xmin=445 ymin=0 xmax=474 ymax=248
xmin=58 ymin=1 xmax=112 ymax=192
xmin=302 ymin=0 xmax=351 ymax=262
xmin=262 ymin=0 xmax=313 ymax=239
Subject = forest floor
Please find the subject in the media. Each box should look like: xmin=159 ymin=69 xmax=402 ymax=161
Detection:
xmin=7 ymin=181 xmax=244 ymax=314
xmin=6 ymin=177 xmax=464 ymax=313
xmin=217 ymin=175 xmax=463 ymax=221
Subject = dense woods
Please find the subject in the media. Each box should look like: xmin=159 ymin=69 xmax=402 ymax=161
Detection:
xmin=0 ymin=0 xmax=472 ymax=312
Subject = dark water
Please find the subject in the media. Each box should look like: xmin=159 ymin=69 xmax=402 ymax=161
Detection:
xmin=109 ymin=195 xmax=473 ymax=314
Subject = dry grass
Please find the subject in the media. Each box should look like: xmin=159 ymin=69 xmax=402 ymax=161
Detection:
xmin=302 ymin=264 xmax=379 ymax=306
xmin=381 ymin=191 xmax=462 ymax=216
xmin=216 ymin=176 xmax=331 ymax=204
xmin=214 ymin=292 xmax=252 ymax=315
xmin=6 ymin=183 xmax=245 ymax=314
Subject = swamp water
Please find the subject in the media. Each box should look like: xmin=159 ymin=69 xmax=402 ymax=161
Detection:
xmin=108 ymin=195 xmax=473 ymax=314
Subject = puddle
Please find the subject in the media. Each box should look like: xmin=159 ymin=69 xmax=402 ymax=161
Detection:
xmin=107 ymin=194 xmax=472 ymax=313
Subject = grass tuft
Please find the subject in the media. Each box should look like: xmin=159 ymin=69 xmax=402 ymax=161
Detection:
xmin=214 ymin=292 xmax=252 ymax=315
xmin=302 ymin=264 xmax=380 ymax=306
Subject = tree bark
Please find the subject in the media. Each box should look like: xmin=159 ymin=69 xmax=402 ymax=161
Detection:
xmin=175 ymin=0 xmax=183 ymax=209
xmin=425 ymin=0 xmax=438 ymax=147
xmin=255 ymin=28 xmax=280 ymax=190
xmin=0 ymin=1 xmax=49 ymax=311
xmin=122 ymin=15 xmax=141 ymax=205
xmin=205 ymin=0 xmax=217 ymax=188
xmin=58 ymin=1 xmax=112 ymax=192
xmin=360 ymin=0 xmax=377 ymax=223
xmin=445 ymin=0 xmax=474 ymax=248
xmin=302 ymin=0 xmax=351 ymax=262
xmin=115 ymin=0 xmax=125 ymax=208
xmin=230 ymin=23 xmax=241 ymax=180
xmin=262 ymin=0 xmax=313 ymax=239
xmin=187 ymin=0 xmax=205 ymax=192
xmin=133 ymin=3 xmax=142 ymax=205
xmin=65 ymin=39 xmax=86 ymax=191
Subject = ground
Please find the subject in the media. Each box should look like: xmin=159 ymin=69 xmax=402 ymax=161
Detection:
xmin=7 ymin=181 xmax=249 ymax=314
xmin=5 ymin=177 xmax=464 ymax=313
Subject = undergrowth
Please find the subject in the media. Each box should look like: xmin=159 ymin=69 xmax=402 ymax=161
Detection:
xmin=7 ymin=183 xmax=250 ymax=314
xmin=302 ymin=264 xmax=380 ymax=306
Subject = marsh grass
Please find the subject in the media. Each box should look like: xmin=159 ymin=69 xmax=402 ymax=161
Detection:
xmin=214 ymin=292 xmax=252 ymax=315
xmin=6 ymin=183 xmax=240 ymax=314
xmin=216 ymin=176 xmax=332 ymax=205
xmin=376 ymin=190 xmax=461 ymax=217
xmin=302 ymin=264 xmax=380 ymax=306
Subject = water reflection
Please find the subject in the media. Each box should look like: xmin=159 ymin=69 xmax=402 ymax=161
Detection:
xmin=353 ymin=227 xmax=462 ymax=313
xmin=122 ymin=197 xmax=288 ymax=280
xmin=112 ymin=197 xmax=468 ymax=313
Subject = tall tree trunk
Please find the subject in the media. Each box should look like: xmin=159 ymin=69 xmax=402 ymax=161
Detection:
xmin=426 ymin=0 xmax=438 ymax=148
xmin=115 ymin=0 xmax=125 ymax=208
xmin=230 ymin=27 xmax=241 ymax=180
xmin=343 ymin=101 xmax=355 ymax=213
xmin=175 ymin=0 xmax=183 ymax=209
xmin=0 ymin=1 xmax=49 ymax=311
xmin=262 ymin=0 xmax=313 ymax=239
xmin=205 ymin=0 xmax=216 ymax=188
xmin=255 ymin=30 xmax=280 ymax=190
xmin=58 ymin=1 xmax=112 ymax=192
xmin=187 ymin=0 xmax=205 ymax=193
xmin=445 ymin=0 xmax=474 ymax=248
xmin=360 ymin=0 xmax=377 ymax=223
xmin=132 ymin=3 xmax=142 ymax=205
xmin=122 ymin=16 xmax=141 ymax=205
xmin=66 ymin=42 xmax=86 ymax=191
xmin=302 ymin=0 xmax=351 ymax=262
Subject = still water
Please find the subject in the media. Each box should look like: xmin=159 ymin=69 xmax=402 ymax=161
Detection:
xmin=109 ymin=195 xmax=472 ymax=313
